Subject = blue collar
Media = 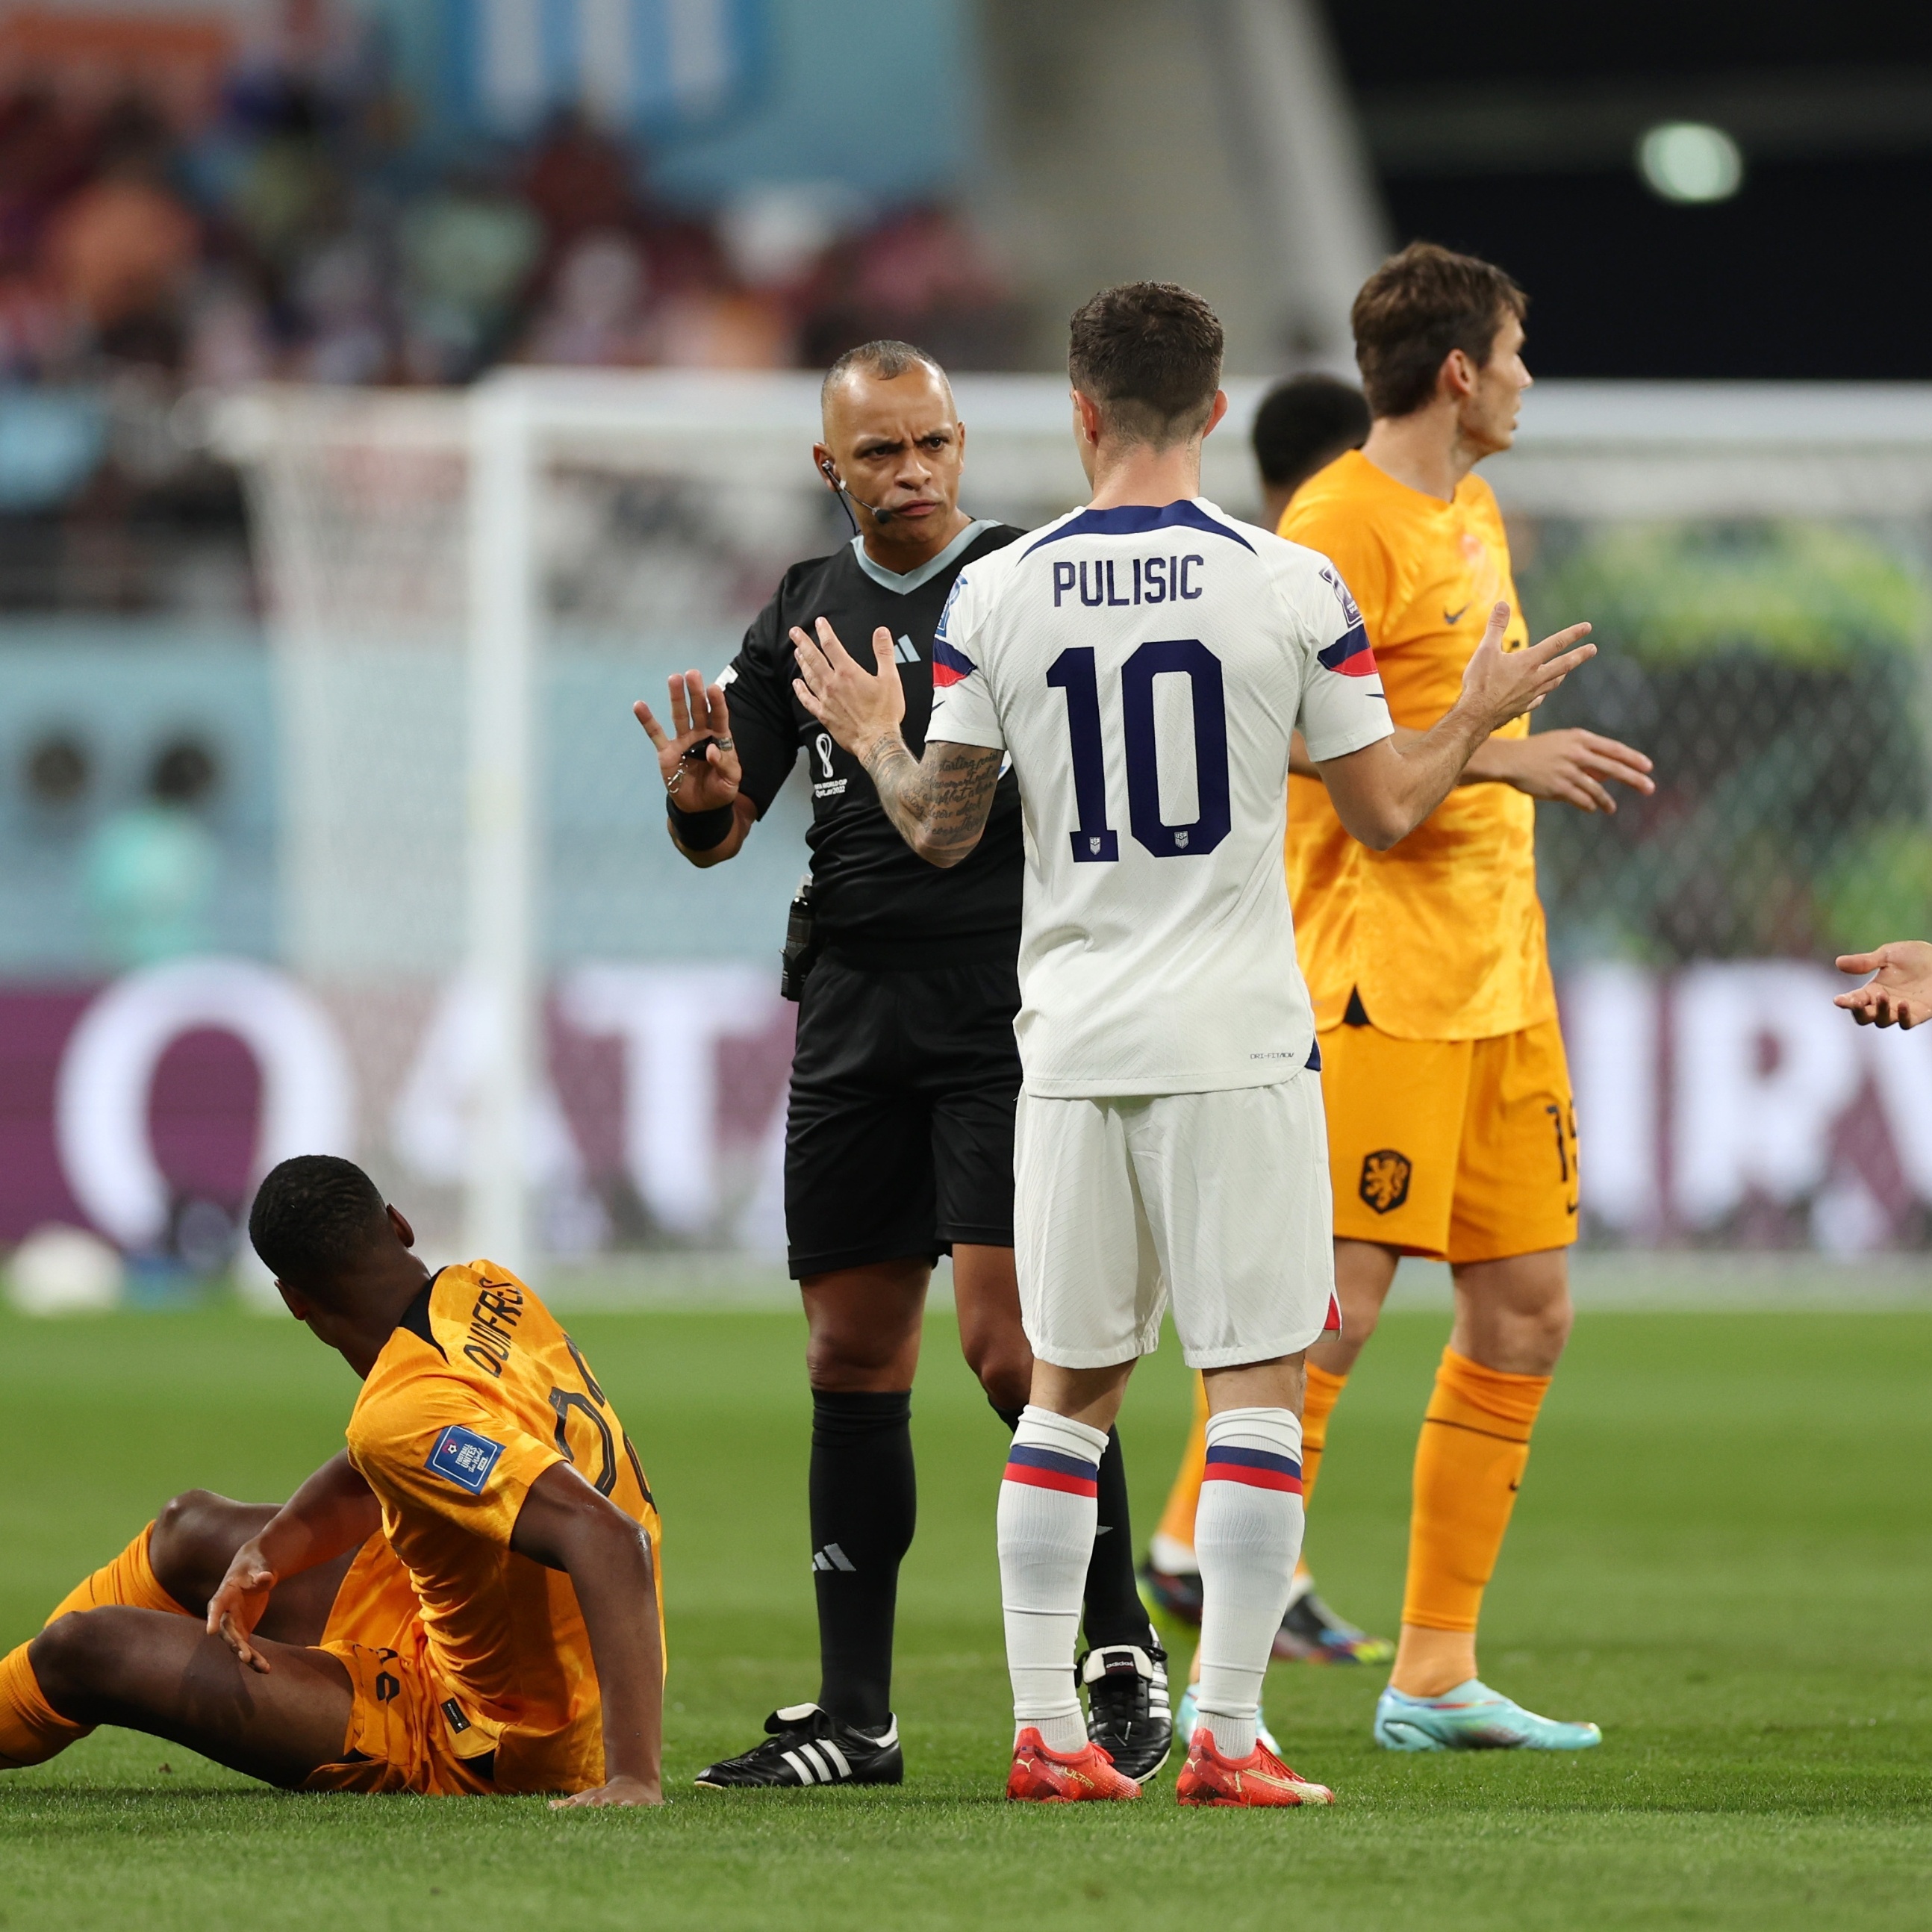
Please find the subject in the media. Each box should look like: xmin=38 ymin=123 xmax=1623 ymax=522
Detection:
xmin=1022 ymin=499 xmax=1253 ymax=557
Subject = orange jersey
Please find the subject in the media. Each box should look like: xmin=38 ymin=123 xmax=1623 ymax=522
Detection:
xmin=1280 ymin=449 xmax=1556 ymax=1040
xmin=340 ymin=1261 xmax=663 ymax=1794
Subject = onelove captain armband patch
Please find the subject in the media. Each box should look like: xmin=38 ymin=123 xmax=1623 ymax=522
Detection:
xmin=428 ymin=1424 xmax=505 ymax=1495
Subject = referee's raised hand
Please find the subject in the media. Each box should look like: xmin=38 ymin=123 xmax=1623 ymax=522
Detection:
xmin=635 ymin=670 xmax=743 ymax=813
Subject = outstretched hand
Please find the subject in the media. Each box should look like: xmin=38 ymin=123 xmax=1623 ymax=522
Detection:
xmin=633 ymin=671 xmax=742 ymax=814
xmin=1491 ymin=727 xmax=1654 ymax=814
xmin=1459 ymin=603 xmax=1595 ymax=735
xmin=1834 ymin=941 xmax=1932 ymax=1028
xmin=207 ymin=1544 xmax=277 ymax=1674
xmin=791 ymin=618 xmax=906 ymax=760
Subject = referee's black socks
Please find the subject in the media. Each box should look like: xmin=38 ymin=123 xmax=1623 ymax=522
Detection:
xmin=809 ymin=1389 xmax=917 ymax=1734
xmin=994 ymin=1403 xmax=1156 ymax=1654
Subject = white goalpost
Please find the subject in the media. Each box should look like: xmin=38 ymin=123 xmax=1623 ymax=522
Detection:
xmin=220 ymin=373 xmax=1932 ymax=1270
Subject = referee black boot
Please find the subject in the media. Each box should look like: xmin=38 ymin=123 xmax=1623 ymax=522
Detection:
xmin=1079 ymin=1642 xmax=1173 ymax=1781
xmin=694 ymin=1704 xmax=903 ymax=1789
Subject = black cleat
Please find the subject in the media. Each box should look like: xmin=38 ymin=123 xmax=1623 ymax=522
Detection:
xmin=1079 ymin=1643 xmax=1172 ymax=1781
xmin=694 ymin=1703 xmax=903 ymax=1789
xmin=1274 ymin=1587 xmax=1395 ymax=1665
xmin=1139 ymin=1559 xmax=1203 ymax=1628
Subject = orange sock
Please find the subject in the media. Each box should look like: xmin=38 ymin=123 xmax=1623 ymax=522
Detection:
xmin=43 ymin=1524 xmax=188 ymax=1627
xmin=1399 ymin=1347 xmax=1549 ymax=1638
xmin=1153 ymin=1374 xmax=1211 ymax=1559
xmin=0 ymin=1641 xmax=90 ymax=1769
xmin=1299 ymin=1362 xmax=1347 ymax=1506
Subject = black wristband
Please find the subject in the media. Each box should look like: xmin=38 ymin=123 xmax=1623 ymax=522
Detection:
xmin=668 ymin=797 xmax=734 ymax=852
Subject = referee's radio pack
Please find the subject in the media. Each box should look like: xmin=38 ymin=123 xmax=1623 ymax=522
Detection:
xmin=780 ymin=875 xmax=819 ymax=1001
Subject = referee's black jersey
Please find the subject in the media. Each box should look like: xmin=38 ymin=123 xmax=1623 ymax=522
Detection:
xmin=720 ymin=518 xmax=1025 ymax=959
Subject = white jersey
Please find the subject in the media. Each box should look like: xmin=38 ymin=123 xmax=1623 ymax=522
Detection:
xmin=928 ymin=496 xmax=1392 ymax=1097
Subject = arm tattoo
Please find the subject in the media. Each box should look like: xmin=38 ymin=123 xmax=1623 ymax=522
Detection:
xmin=859 ymin=732 xmax=1003 ymax=865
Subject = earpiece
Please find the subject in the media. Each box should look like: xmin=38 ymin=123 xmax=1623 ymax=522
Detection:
xmin=818 ymin=458 xmax=894 ymax=529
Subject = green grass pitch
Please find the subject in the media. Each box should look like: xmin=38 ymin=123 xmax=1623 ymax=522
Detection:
xmin=2 ymin=1301 xmax=1930 ymax=1930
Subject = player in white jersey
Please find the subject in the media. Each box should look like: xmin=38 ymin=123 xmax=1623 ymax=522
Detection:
xmin=791 ymin=281 xmax=1596 ymax=1807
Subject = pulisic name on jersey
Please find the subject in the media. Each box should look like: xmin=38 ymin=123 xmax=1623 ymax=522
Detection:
xmin=1051 ymin=555 xmax=1206 ymax=608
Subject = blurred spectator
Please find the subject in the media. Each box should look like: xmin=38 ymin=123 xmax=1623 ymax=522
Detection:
xmin=798 ymin=204 xmax=1020 ymax=370
xmin=521 ymin=112 xmax=638 ymax=258
xmin=184 ymin=274 xmax=275 ymax=389
xmin=82 ymin=738 xmax=222 ymax=967
xmin=399 ymin=179 xmax=541 ymax=383
xmin=45 ymin=163 xmax=199 ymax=361
xmin=523 ymin=232 xmax=655 ymax=368
xmin=290 ymin=232 xmax=388 ymax=384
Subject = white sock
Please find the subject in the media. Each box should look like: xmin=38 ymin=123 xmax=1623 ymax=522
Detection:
xmin=998 ymin=1404 xmax=1109 ymax=1755
xmin=1194 ymin=1406 xmax=1305 ymax=1762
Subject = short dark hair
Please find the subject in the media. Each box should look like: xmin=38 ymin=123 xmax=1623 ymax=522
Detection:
xmin=1351 ymin=242 xmax=1527 ymax=420
xmin=820 ymin=339 xmax=948 ymax=413
xmin=249 ymin=1154 xmax=389 ymax=1297
xmin=1067 ymin=281 xmax=1224 ymax=449
xmin=1251 ymin=375 xmax=1370 ymax=493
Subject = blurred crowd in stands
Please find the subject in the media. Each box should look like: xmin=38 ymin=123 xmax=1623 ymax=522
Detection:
xmin=0 ymin=0 xmax=1018 ymax=611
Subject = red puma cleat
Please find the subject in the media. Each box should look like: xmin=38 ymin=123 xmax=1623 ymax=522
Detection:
xmin=1174 ymin=1727 xmax=1335 ymax=1807
xmin=1006 ymin=1727 xmax=1142 ymax=1802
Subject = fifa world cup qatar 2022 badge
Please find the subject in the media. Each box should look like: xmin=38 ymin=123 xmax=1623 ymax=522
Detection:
xmin=1359 ymin=1149 xmax=1412 ymax=1215
xmin=428 ymin=1424 xmax=505 ymax=1494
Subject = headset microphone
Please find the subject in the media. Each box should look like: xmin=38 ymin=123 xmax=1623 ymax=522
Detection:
xmin=819 ymin=458 xmax=894 ymax=532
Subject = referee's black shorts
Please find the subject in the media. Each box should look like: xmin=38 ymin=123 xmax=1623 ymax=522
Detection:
xmin=784 ymin=944 xmax=1020 ymax=1280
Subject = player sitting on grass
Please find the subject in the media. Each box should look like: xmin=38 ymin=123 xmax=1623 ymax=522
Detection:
xmin=792 ymin=279 xmax=1598 ymax=1806
xmin=0 ymin=1155 xmax=665 ymax=1807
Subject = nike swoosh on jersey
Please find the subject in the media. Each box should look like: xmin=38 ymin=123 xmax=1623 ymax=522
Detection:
xmin=1444 ymin=604 xmax=1470 ymax=624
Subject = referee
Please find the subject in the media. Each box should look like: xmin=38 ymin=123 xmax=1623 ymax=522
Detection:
xmin=634 ymin=341 xmax=1168 ymax=1788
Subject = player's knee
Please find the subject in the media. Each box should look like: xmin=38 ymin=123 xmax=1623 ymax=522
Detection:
xmin=962 ymin=1339 xmax=1031 ymax=1412
xmin=29 ymin=1608 xmax=137 ymax=1710
xmin=805 ymin=1324 xmax=908 ymax=1386
xmin=1530 ymin=1294 xmax=1574 ymax=1365
xmin=149 ymin=1489 xmax=232 ymax=1604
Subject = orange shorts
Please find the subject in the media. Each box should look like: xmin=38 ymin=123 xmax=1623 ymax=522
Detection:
xmin=1321 ymin=1016 xmax=1578 ymax=1265
xmin=302 ymin=1539 xmax=502 ymax=1797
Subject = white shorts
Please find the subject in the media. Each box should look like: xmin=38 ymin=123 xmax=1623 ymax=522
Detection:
xmin=1014 ymin=1073 xmax=1338 ymax=1371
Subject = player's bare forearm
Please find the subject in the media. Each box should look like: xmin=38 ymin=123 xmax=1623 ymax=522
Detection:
xmin=208 ymin=1452 xmax=379 ymax=1671
xmin=788 ymin=613 xmax=1001 ymax=866
xmin=1323 ymin=707 xmax=1496 ymax=850
xmin=1318 ymin=602 xmax=1595 ymax=850
xmin=512 ymin=1462 xmax=664 ymax=1807
xmin=860 ymin=733 xmax=1003 ymax=868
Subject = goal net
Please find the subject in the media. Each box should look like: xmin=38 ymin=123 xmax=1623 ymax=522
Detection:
xmin=216 ymin=373 xmax=1932 ymax=1271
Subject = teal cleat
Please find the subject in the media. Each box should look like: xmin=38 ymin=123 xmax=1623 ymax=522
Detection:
xmin=1373 ymin=1679 xmax=1601 ymax=1752
xmin=1174 ymin=1685 xmax=1282 ymax=1758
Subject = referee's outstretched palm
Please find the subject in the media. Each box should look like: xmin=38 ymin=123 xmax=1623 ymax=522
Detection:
xmin=635 ymin=670 xmax=743 ymax=813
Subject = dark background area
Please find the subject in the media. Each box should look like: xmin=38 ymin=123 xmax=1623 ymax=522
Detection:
xmin=1326 ymin=0 xmax=1932 ymax=377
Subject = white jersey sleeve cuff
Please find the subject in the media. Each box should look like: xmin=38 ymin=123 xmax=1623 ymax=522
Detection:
xmin=1301 ymin=714 xmax=1395 ymax=764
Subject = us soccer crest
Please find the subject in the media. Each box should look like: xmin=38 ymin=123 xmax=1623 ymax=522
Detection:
xmin=1359 ymin=1148 xmax=1412 ymax=1215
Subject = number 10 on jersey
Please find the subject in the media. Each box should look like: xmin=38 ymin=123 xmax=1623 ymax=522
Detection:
xmin=1047 ymin=639 xmax=1232 ymax=862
